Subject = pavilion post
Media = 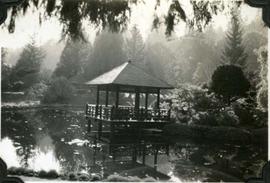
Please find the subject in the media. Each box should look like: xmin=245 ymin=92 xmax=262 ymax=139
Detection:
xmin=135 ymin=87 xmax=140 ymax=119
xmin=145 ymin=92 xmax=148 ymax=109
xmin=157 ymin=89 xmax=160 ymax=120
xmin=144 ymin=92 xmax=148 ymax=120
xmin=105 ymin=86 xmax=109 ymax=107
xmin=95 ymin=85 xmax=100 ymax=117
xmin=115 ymin=86 xmax=119 ymax=108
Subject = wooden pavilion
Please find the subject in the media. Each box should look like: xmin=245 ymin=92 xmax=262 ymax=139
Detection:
xmin=85 ymin=61 xmax=174 ymax=142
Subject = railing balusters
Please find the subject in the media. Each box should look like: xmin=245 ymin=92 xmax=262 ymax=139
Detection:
xmin=85 ymin=104 xmax=170 ymax=122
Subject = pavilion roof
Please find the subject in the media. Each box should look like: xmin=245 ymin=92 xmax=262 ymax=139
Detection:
xmin=85 ymin=61 xmax=174 ymax=89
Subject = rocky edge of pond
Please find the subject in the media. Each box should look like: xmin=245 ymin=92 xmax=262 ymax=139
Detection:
xmin=163 ymin=123 xmax=267 ymax=145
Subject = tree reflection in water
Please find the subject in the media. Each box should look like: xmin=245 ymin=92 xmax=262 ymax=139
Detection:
xmin=1 ymin=107 xmax=268 ymax=181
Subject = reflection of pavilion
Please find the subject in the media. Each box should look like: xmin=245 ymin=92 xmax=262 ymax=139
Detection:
xmin=85 ymin=61 xmax=174 ymax=143
xmin=84 ymin=61 xmax=174 ymax=180
xmin=89 ymin=141 xmax=171 ymax=180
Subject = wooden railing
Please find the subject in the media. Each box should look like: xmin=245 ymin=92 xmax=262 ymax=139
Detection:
xmin=85 ymin=104 xmax=171 ymax=121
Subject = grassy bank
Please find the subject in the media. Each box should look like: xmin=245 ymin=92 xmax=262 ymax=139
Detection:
xmin=163 ymin=123 xmax=267 ymax=145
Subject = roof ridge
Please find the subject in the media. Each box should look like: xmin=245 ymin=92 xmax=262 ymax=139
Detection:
xmin=110 ymin=62 xmax=129 ymax=83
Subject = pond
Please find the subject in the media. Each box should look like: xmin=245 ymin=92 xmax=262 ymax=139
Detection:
xmin=0 ymin=106 xmax=267 ymax=182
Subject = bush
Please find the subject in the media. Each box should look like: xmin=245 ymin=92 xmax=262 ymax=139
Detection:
xmin=38 ymin=170 xmax=48 ymax=178
xmin=91 ymin=173 xmax=101 ymax=181
xmin=13 ymin=167 xmax=25 ymax=175
xmin=46 ymin=170 xmax=59 ymax=179
xmin=193 ymin=112 xmax=218 ymax=126
xmin=26 ymin=82 xmax=48 ymax=100
xmin=68 ymin=172 xmax=78 ymax=181
xmin=232 ymin=98 xmax=267 ymax=127
xmin=78 ymin=173 xmax=90 ymax=181
xmin=105 ymin=174 xmax=155 ymax=182
xmin=37 ymin=170 xmax=58 ymax=179
xmin=255 ymin=46 xmax=268 ymax=111
xmin=23 ymin=169 xmax=35 ymax=176
xmin=42 ymin=77 xmax=74 ymax=104
xmin=216 ymin=108 xmax=239 ymax=127
xmin=163 ymin=123 xmax=252 ymax=144
xmin=210 ymin=65 xmax=250 ymax=104
xmin=7 ymin=167 xmax=35 ymax=176
xmin=170 ymin=84 xmax=240 ymax=127
xmin=7 ymin=167 xmax=18 ymax=175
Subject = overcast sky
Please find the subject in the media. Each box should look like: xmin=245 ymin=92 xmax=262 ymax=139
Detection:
xmin=0 ymin=1 xmax=263 ymax=49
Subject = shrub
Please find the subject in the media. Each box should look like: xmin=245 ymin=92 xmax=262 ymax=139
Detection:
xmin=216 ymin=108 xmax=239 ymax=127
xmin=23 ymin=169 xmax=35 ymax=176
xmin=255 ymin=46 xmax=267 ymax=111
xmin=163 ymin=123 xmax=252 ymax=144
xmin=26 ymin=82 xmax=48 ymax=100
xmin=105 ymin=174 xmax=152 ymax=182
xmin=78 ymin=173 xmax=90 ymax=181
xmin=170 ymin=84 xmax=222 ymax=123
xmin=193 ymin=112 xmax=218 ymax=126
xmin=91 ymin=173 xmax=101 ymax=181
xmin=68 ymin=172 xmax=78 ymax=181
xmin=170 ymin=84 xmax=240 ymax=127
xmin=42 ymin=77 xmax=74 ymax=104
xmin=257 ymin=85 xmax=267 ymax=111
xmin=38 ymin=170 xmax=48 ymax=178
xmin=7 ymin=167 xmax=35 ymax=176
xmin=232 ymin=98 xmax=267 ymax=127
xmin=46 ymin=170 xmax=59 ymax=179
xmin=211 ymin=65 xmax=250 ymax=104
xmin=13 ymin=167 xmax=25 ymax=175
xmin=7 ymin=167 xmax=18 ymax=175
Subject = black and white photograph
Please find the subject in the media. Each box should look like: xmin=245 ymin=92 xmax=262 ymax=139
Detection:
xmin=0 ymin=0 xmax=269 ymax=182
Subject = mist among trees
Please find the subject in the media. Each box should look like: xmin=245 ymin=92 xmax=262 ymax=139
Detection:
xmin=1 ymin=6 xmax=267 ymax=117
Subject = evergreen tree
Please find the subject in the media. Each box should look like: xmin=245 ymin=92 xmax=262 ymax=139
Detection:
xmin=1 ymin=48 xmax=12 ymax=91
xmin=125 ymin=25 xmax=145 ymax=63
xmin=256 ymin=46 xmax=267 ymax=111
xmin=221 ymin=8 xmax=247 ymax=68
xmin=53 ymin=39 xmax=92 ymax=79
xmin=84 ymin=31 xmax=127 ymax=80
xmin=10 ymin=39 xmax=45 ymax=90
xmin=211 ymin=65 xmax=250 ymax=104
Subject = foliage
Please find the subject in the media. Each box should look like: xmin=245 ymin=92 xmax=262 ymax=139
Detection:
xmin=243 ymin=28 xmax=267 ymax=72
xmin=164 ymin=123 xmax=252 ymax=144
xmin=232 ymin=98 xmax=267 ymax=127
xmin=221 ymin=8 xmax=247 ymax=68
xmin=143 ymin=42 xmax=167 ymax=81
xmin=125 ymin=25 xmax=145 ymax=63
xmin=84 ymin=31 xmax=127 ymax=80
xmin=1 ymin=51 xmax=13 ymax=91
xmin=210 ymin=65 xmax=250 ymax=104
xmin=78 ymin=173 xmax=90 ymax=181
xmin=169 ymin=28 xmax=222 ymax=84
xmin=105 ymin=174 xmax=156 ymax=182
xmin=38 ymin=170 xmax=58 ymax=179
xmin=42 ymin=77 xmax=74 ymax=104
xmin=53 ymin=39 xmax=92 ymax=79
xmin=170 ymin=84 xmax=239 ymax=127
xmin=25 ymin=82 xmax=48 ymax=101
xmin=255 ymin=46 xmax=268 ymax=111
xmin=90 ymin=173 xmax=101 ymax=181
xmin=5 ymin=0 xmax=229 ymax=39
xmin=9 ymin=40 xmax=45 ymax=91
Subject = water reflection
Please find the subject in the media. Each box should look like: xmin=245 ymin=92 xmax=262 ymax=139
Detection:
xmin=1 ymin=107 xmax=268 ymax=181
